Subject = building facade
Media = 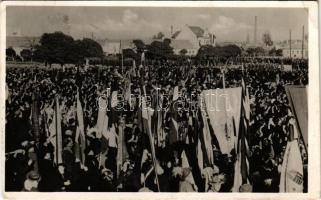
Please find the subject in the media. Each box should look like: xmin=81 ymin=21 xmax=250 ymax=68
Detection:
xmin=279 ymin=41 xmax=308 ymax=59
xmin=172 ymin=25 xmax=216 ymax=48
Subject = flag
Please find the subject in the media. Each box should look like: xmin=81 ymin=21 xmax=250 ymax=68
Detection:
xmin=199 ymin=106 xmax=214 ymax=166
xmin=279 ymin=122 xmax=304 ymax=192
xmin=55 ymin=97 xmax=63 ymax=164
xmin=202 ymin=88 xmax=242 ymax=155
xmin=232 ymin=77 xmax=250 ymax=192
xmin=141 ymin=94 xmax=160 ymax=191
xmin=96 ymin=93 xmax=108 ymax=138
xmin=181 ymin=150 xmax=198 ymax=192
xmin=168 ymin=86 xmax=180 ymax=145
xmin=108 ymin=90 xmax=119 ymax=127
xmin=75 ymin=90 xmax=86 ymax=164
xmin=285 ymin=86 xmax=308 ymax=147
xmin=31 ymin=93 xmax=40 ymax=173
xmin=141 ymin=52 xmax=145 ymax=64
xmin=5 ymin=83 xmax=9 ymax=101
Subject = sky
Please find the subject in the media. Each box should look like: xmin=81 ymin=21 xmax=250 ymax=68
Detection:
xmin=7 ymin=6 xmax=308 ymax=42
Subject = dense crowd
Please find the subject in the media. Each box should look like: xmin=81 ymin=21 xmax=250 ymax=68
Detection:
xmin=5 ymin=57 xmax=308 ymax=192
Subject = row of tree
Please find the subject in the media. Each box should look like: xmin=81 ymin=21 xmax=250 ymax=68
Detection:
xmin=32 ymin=32 xmax=104 ymax=66
xmin=6 ymin=31 xmax=282 ymax=65
xmin=6 ymin=32 xmax=104 ymax=66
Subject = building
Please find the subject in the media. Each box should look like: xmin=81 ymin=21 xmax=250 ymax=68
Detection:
xmin=171 ymin=25 xmax=216 ymax=48
xmin=97 ymin=39 xmax=136 ymax=56
xmin=278 ymin=39 xmax=308 ymax=59
xmin=170 ymin=40 xmax=197 ymax=56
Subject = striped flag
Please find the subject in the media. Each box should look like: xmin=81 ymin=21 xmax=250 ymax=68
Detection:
xmin=232 ymin=75 xmax=251 ymax=192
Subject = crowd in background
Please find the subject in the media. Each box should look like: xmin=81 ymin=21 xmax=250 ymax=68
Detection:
xmin=5 ymin=57 xmax=308 ymax=192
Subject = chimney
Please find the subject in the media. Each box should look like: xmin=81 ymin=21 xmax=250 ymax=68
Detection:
xmin=254 ymin=16 xmax=257 ymax=45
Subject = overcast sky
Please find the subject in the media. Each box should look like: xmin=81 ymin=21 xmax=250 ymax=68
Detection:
xmin=7 ymin=6 xmax=308 ymax=42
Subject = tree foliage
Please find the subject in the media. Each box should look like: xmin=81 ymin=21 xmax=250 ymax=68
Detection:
xmin=262 ymin=31 xmax=273 ymax=47
xmin=269 ymin=47 xmax=283 ymax=56
xmin=152 ymin=32 xmax=165 ymax=40
xmin=246 ymin=47 xmax=266 ymax=56
xmin=132 ymin=39 xmax=145 ymax=53
xmin=180 ymin=49 xmax=188 ymax=56
xmin=33 ymin=32 xmax=103 ymax=66
xmin=6 ymin=47 xmax=16 ymax=58
xmin=146 ymin=39 xmax=174 ymax=59
xmin=20 ymin=49 xmax=32 ymax=61
xmin=196 ymin=44 xmax=242 ymax=59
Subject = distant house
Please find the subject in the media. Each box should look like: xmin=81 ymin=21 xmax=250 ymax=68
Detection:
xmin=170 ymin=40 xmax=197 ymax=56
xmin=97 ymin=39 xmax=136 ymax=56
xmin=171 ymin=25 xmax=216 ymax=48
xmin=6 ymin=36 xmax=40 ymax=56
xmin=279 ymin=40 xmax=308 ymax=59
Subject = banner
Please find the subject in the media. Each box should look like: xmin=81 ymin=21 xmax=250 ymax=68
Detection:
xmin=285 ymin=86 xmax=308 ymax=146
xmin=279 ymin=139 xmax=304 ymax=192
xmin=202 ymin=87 xmax=242 ymax=155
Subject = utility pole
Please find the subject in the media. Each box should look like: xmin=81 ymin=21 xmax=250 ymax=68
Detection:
xmin=254 ymin=16 xmax=257 ymax=45
xmin=289 ymin=29 xmax=292 ymax=58
xmin=302 ymin=26 xmax=305 ymax=59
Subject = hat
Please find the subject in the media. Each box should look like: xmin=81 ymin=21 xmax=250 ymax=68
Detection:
xmin=27 ymin=170 xmax=40 ymax=181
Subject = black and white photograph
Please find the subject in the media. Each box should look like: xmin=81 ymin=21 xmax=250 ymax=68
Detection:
xmin=1 ymin=2 xmax=319 ymax=197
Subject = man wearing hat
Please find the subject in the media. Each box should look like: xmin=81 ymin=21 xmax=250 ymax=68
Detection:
xmin=22 ymin=170 xmax=41 ymax=191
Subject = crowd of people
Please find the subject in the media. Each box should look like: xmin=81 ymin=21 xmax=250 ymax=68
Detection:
xmin=5 ymin=57 xmax=308 ymax=192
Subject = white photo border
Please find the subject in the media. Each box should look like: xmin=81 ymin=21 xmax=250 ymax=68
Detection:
xmin=0 ymin=1 xmax=319 ymax=200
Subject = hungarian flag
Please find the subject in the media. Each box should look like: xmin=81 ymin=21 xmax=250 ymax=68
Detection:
xmin=232 ymin=77 xmax=251 ymax=192
xmin=279 ymin=121 xmax=304 ymax=192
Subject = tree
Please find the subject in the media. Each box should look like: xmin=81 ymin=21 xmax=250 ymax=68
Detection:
xmin=262 ymin=31 xmax=273 ymax=47
xmin=123 ymin=48 xmax=137 ymax=60
xmin=133 ymin=39 xmax=145 ymax=53
xmin=180 ymin=49 xmax=188 ymax=56
xmin=275 ymin=49 xmax=283 ymax=56
xmin=20 ymin=49 xmax=32 ymax=61
xmin=146 ymin=39 xmax=174 ymax=60
xmin=34 ymin=32 xmax=75 ymax=66
xmin=74 ymin=38 xmax=104 ymax=64
xmin=152 ymin=32 xmax=165 ymax=40
xmin=6 ymin=47 xmax=16 ymax=60
xmin=246 ymin=47 xmax=266 ymax=56
xmin=33 ymin=32 xmax=104 ymax=66
xmin=196 ymin=44 xmax=242 ymax=59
